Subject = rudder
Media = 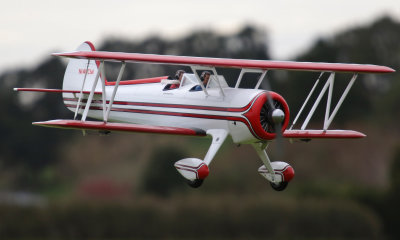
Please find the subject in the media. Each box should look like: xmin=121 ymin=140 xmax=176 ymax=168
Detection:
xmin=62 ymin=41 xmax=103 ymax=115
xmin=62 ymin=41 xmax=102 ymax=94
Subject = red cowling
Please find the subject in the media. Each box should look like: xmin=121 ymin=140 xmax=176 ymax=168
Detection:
xmin=244 ymin=92 xmax=290 ymax=140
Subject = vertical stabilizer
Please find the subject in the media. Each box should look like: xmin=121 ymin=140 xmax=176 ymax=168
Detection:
xmin=62 ymin=42 xmax=104 ymax=116
xmin=62 ymin=41 xmax=102 ymax=96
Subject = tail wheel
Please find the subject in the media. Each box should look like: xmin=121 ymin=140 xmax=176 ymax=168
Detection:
xmin=270 ymin=181 xmax=288 ymax=191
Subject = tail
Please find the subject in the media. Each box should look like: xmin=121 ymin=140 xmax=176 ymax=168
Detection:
xmin=62 ymin=41 xmax=103 ymax=94
xmin=62 ymin=41 xmax=106 ymax=115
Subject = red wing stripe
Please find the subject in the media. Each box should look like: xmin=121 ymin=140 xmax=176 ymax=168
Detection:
xmin=53 ymin=51 xmax=395 ymax=74
xmin=105 ymin=76 xmax=168 ymax=86
xmin=33 ymin=120 xmax=207 ymax=136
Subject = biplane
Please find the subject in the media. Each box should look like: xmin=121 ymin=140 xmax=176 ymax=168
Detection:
xmin=14 ymin=41 xmax=395 ymax=190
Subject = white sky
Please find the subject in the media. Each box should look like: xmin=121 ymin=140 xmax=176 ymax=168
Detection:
xmin=0 ymin=0 xmax=399 ymax=72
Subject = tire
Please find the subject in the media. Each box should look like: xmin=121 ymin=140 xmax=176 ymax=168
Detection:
xmin=270 ymin=181 xmax=288 ymax=191
xmin=187 ymin=179 xmax=204 ymax=188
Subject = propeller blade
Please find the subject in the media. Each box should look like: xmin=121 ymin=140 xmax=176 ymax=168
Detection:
xmin=263 ymin=78 xmax=285 ymax=161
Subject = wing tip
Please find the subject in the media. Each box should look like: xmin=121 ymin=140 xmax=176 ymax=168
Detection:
xmin=387 ymin=67 xmax=396 ymax=73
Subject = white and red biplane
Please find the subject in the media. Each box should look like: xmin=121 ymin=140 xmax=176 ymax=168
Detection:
xmin=15 ymin=42 xmax=395 ymax=190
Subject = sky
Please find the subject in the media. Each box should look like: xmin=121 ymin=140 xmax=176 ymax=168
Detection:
xmin=0 ymin=0 xmax=399 ymax=72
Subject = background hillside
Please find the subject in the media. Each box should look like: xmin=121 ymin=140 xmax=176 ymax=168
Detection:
xmin=0 ymin=16 xmax=399 ymax=240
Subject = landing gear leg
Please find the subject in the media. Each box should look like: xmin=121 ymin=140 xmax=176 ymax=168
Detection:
xmin=252 ymin=142 xmax=276 ymax=183
xmin=252 ymin=142 xmax=294 ymax=191
xmin=203 ymin=129 xmax=228 ymax=165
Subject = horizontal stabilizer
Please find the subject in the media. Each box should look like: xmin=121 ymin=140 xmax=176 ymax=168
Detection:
xmin=14 ymin=88 xmax=102 ymax=94
xmin=33 ymin=120 xmax=207 ymax=136
xmin=283 ymin=130 xmax=366 ymax=139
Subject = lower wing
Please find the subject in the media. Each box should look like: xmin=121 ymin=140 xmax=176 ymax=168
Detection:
xmin=283 ymin=129 xmax=365 ymax=139
xmin=33 ymin=120 xmax=207 ymax=136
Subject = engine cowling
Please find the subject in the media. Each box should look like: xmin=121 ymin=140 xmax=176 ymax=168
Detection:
xmin=244 ymin=92 xmax=290 ymax=140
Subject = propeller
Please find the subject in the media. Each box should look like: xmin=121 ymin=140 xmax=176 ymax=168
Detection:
xmin=262 ymin=79 xmax=286 ymax=160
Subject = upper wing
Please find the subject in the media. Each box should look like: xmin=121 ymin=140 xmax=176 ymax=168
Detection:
xmin=33 ymin=120 xmax=207 ymax=136
xmin=53 ymin=51 xmax=395 ymax=74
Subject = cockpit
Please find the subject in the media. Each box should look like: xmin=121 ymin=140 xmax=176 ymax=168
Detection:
xmin=163 ymin=73 xmax=228 ymax=91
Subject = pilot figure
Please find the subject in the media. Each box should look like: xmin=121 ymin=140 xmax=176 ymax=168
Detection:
xmin=164 ymin=70 xmax=185 ymax=90
xmin=191 ymin=71 xmax=210 ymax=91
xmin=169 ymin=70 xmax=185 ymax=89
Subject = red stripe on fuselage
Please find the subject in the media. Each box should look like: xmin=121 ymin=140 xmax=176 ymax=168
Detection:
xmin=64 ymin=92 xmax=265 ymax=140
xmin=63 ymin=96 xmax=255 ymax=113
xmin=65 ymin=104 xmax=248 ymax=123
xmin=65 ymin=102 xmax=257 ymax=137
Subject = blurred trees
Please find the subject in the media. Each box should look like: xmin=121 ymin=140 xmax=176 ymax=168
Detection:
xmin=0 ymin=25 xmax=269 ymax=191
xmin=0 ymin=16 xmax=399 ymax=240
xmin=384 ymin=146 xmax=400 ymax=239
xmin=369 ymin=146 xmax=400 ymax=239
xmin=0 ymin=57 xmax=72 ymax=190
xmin=141 ymin=146 xmax=187 ymax=196
xmin=0 ymin=195 xmax=382 ymax=239
xmin=100 ymin=25 xmax=269 ymax=87
xmin=274 ymin=16 xmax=400 ymax=124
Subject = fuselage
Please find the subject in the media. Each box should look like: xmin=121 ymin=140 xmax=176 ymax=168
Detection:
xmin=63 ymin=74 xmax=288 ymax=144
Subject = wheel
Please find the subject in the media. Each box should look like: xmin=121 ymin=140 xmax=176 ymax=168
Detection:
xmin=270 ymin=181 xmax=288 ymax=191
xmin=187 ymin=179 xmax=204 ymax=188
